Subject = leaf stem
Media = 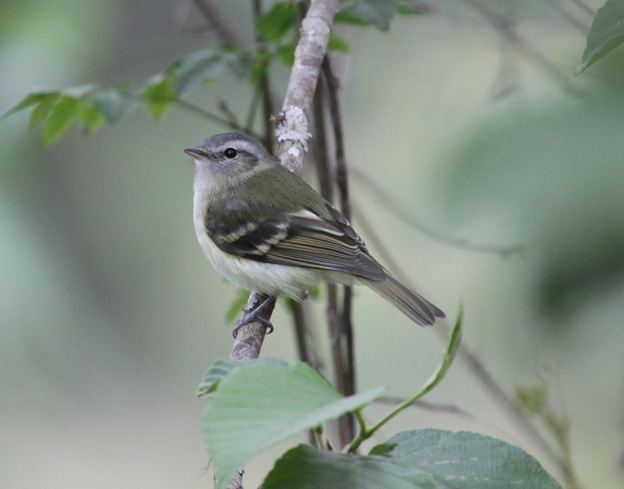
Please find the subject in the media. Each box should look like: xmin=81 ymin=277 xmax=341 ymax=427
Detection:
xmin=348 ymin=305 xmax=463 ymax=453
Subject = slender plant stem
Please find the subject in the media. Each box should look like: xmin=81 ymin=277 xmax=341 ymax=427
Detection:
xmin=312 ymin=77 xmax=355 ymax=445
xmin=539 ymin=0 xmax=590 ymax=33
xmin=459 ymin=0 xmax=581 ymax=95
xmin=174 ymin=98 xmax=264 ymax=140
xmin=252 ymin=0 xmax=275 ymax=149
xmin=351 ymin=168 xmax=523 ymax=258
xmin=192 ymin=0 xmax=243 ymax=48
xmin=322 ymin=58 xmax=356 ymax=407
xmin=566 ymin=0 xmax=595 ymax=17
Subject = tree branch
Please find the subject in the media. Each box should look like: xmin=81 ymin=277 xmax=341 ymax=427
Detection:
xmin=276 ymin=0 xmax=338 ymax=175
xmin=192 ymin=0 xmax=243 ymax=48
xmin=231 ymin=0 xmax=339 ymax=359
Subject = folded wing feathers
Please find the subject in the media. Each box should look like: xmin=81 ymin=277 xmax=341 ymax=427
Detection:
xmin=208 ymin=207 xmax=386 ymax=280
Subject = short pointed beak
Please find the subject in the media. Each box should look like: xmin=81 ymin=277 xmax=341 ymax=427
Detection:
xmin=184 ymin=148 xmax=208 ymax=159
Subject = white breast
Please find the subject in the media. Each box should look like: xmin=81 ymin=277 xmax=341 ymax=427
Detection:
xmin=192 ymin=189 xmax=318 ymax=300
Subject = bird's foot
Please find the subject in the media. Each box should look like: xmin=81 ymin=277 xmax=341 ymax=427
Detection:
xmin=232 ymin=295 xmax=277 ymax=338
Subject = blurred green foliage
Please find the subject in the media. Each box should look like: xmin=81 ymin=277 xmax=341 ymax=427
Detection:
xmin=441 ymin=82 xmax=624 ymax=318
xmin=2 ymin=0 xmax=624 ymax=488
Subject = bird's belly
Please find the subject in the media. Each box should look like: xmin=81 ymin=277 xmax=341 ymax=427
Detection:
xmin=195 ymin=230 xmax=319 ymax=300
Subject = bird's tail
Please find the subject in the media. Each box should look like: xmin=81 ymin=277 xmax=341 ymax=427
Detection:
xmin=362 ymin=274 xmax=445 ymax=326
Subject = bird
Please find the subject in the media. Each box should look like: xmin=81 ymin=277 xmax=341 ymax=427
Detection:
xmin=184 ymin=132 xmax=445 ymax=332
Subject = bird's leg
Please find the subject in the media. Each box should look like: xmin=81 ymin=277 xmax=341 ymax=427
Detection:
xmin=233 ymin=294 xmax=277 ymax=338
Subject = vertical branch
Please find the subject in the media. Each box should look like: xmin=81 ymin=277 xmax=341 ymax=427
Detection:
xmin=192 ymin=0 xmax=243 ymax=48
xmin=252 ymin=0 xmax=276 ymax=149
xmin=313 ymin=82 xmax=354 ymax=444
xmin=232 ymin=0 xmax=338 ymax=361
xmin=322 ymin=58 xmax=355 ymax=405
xmin=276 ymin=0 xmax=338 ymax=175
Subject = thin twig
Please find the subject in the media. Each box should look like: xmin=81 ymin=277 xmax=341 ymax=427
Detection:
xmin=244 ymin=84 xmax=263 ymax=134
xmin=322 ymin=56 xmax=357 ymax=405
xmin=456 ymin=344 xmax=568 ymax=476
xmin=312 ymin=85 xmax=354 ymax=445
xmin=192 ymin=0 xmax=243 ymax=48
xmin=378 ymin=397 xmax=476 ymax=420
xmin=565 ymin=0 xmax=595 ymax=17
xmin=351 ymin=167 xmax=523 ymax=258
xmin=539 ymin=0 xmax=590 ymax=33
xmin=351 ymin=203 xmax=567 ymax=478
xmin=252 ymin=0 xmax=276 ymax=149
xmin=459 ymin=0 xmax=581 ymax=95
xmin=174 ymin=98 xmax=264 ymax=140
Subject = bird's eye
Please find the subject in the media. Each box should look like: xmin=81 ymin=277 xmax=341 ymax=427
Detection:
xmin=223 ymin=148 xmax=238 ymax=159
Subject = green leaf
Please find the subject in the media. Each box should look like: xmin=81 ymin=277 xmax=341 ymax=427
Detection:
xmin=249 ymin=51 xmax=272 ymax=84
xmin=340 ymin=0 xmax=397 ymax=31
xmin=29 ymin=92 xmax=61 ymax=128
xmin=256 ymin=1 xmax=299 ymax=42
xmin=42 ymin=95 xmax=82 ymax=145
xmin=141 ymin=72 xmax=176 ymax=120
xmin=175 ymin=49 xmax=226 ymax=96
xmin=370 ymin=430 xmax=562 ymax=489
xmin=91 ymin=89 xmax=138 ymax=124
xmin=397 ymin=0 xmax=426 ymax=16
xmin=197 ymin=357 xmax=288 ymax=396
xmin=221 ymin=47 xmax=252 ymax=79
xmin=203 ymin=362 xmax=387 ymax=489
xmin=327 ymin=33 xmax=350 ymax=52
xmin=77 ymin=101 xmax=104 ymax=133
xmin=264 ymin=430 xmax=562 ymax=489
xmin=265 ymin=444 xmax=433 ymax=489
xmin=335 ymin=10 xmax=371 ymax=26
xmin=513 ymin=383 xmax=547 ymax=415
xmin=277 ymin=43 xmax=297 ymax=67
xmin=575 ymin=0 xmax=624 ymax=75
xmin=225 ymin=287 xmax=252 ymax=323
xmin=3 ymin=92 xmax=51 ymax=119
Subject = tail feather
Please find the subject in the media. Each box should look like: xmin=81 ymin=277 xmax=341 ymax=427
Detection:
xmin=363 ymin=274 xmax=445 ymax=326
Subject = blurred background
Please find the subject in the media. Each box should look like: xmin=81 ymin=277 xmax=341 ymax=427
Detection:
xmin=2 ymin=0 xmax=623 ymax=488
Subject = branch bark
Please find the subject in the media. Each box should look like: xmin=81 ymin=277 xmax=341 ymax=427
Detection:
xmin=275 ymin=0 xmax=338 ymax=176
xmin=231 ymin=0 xmax=339 ymax=366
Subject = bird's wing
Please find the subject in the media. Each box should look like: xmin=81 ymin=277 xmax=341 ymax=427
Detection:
xmin=207 ymin=205 xmax=386 ymax=281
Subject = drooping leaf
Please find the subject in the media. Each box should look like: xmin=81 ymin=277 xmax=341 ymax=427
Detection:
xmin=3 ymin=92 xmax=52 ymax=119
xmin=397 ymin=0 xmax=426 ymax=16
xmin=369 ymin=430 xmax=562 ymax=489
xmin=91 ymin=89 xmax=138 ymax=124
xmin=141 ymin=71 xmax=176 ymax=120
xmin=77 ymin=101 xmax=104 ymax=133
xmin=339 ymin=0 xmax=397 ymax=31
xmin=175 ymin=49 xmax=226 ymax=96
xmin=335 ymin=10 xmax=371 ymax=26
xmin=197 ymin=357 xmax=288 ymax=396
xmin=42 ymin=95 xmax=82 ymax=145
xmin=575 ymin=0 xmax=624 ymax=74
xmin=221 ymin=47 xmax=253 ymax=79
xmin=328 ymin=33 xmax=350 ymax=52
xmin=225 ymin=287 xmax=253 ymax=323
xmin=203 ymin=362 xmax=387 ymax=489
xmin=263 ymin=430 xmax=562 ymax=489
xmin=29 ymin=92 xmax=61 ymax=128
xmin=249 ymin=51 xmax=272 ymax=84
xmin=277 ymin=42 xmax=297 ymax=67
xmin=256 ymin=1 xmax=299 ymax=42
xmin=513 ymin=383 xmax=547 ymax=416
